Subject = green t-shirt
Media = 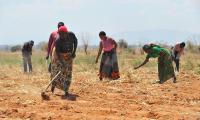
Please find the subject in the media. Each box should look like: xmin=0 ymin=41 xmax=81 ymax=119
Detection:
xmin=146 ymin=46 xmax=169 ymax=59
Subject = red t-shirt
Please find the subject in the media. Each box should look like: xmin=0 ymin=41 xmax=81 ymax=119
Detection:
xmin=47 ymin=31 xmax=59 ymax=56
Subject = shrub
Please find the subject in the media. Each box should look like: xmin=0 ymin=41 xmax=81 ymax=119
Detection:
xmin=10 ymin=45 xmax=21 ymax=52
xmin=118 ymin=39 xmax=128 ymax=49
xmin=186 ymin=41 xmax=199 ymax=53
xmin=37 ymin=42 xmax=48 ymax=51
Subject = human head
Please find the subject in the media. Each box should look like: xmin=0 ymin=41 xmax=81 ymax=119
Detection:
xmin=143 ymin=44 xmax=151 ymax=53
xmin=29 ymin=40 xmax=34 ymax=46
xmin=180 ymin=42 xmax=185 ymax=48
xmin=99 ymin=31 xmax=107 ymax=41
xmin=57 ymin=22 xmax=65 ymax=29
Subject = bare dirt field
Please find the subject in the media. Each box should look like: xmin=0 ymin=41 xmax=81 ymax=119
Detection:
xmin=0 ymin=51 xmax=200 ymax=120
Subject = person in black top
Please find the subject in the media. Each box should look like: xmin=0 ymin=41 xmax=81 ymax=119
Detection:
xmin=50 ymin=26 xmax=78 ymax=97
xmin=55 ymin=29 xmax=77 ymax=61
xmin=22 ymin=40 xmax=34 ymax=73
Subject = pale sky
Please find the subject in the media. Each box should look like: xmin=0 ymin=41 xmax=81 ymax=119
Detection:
xmin=0 ymin=0 xmax=200 ymax=45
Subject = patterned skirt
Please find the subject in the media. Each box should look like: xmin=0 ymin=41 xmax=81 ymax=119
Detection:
xmin=99 ymin=50 xmax=120 ymax=80
xmin=158 ymin=52 xmax=175 ymax=83
xmin=51 ymin=52 xmax=73 ymax=92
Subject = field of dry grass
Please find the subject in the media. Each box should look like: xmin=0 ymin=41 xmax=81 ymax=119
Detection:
xmin=0 ymin=50 xmax=200 ymax=120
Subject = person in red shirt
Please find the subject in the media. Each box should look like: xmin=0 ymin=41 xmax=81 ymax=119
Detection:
xmin=46 ymin=22 xmax=65 ymax=72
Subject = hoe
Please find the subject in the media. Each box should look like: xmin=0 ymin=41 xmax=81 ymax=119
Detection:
xmin=41 ymin=71 xmax=61 ymax=100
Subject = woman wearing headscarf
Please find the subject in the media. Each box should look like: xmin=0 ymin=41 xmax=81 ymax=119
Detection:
xmin=95 ymin=31 xmax=120 ymax=81
xmin=134 ymin=44 xmax=176 ymax=84
xmin=51 ymin=26 xmax=78 ymax=97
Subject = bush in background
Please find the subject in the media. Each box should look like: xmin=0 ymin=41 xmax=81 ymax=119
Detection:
xmin=118 ymin=39 xmax=128 ymax=49
xmin=37 ymin=42 xmax=48 ymax=51
xmin=186 ymin=41 xmax=200 ymax=53
xmin=10 ymin=45 xmax=21 ymax=52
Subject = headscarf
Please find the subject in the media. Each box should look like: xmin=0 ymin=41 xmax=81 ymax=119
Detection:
xmin=58 ymin=26 xmax=68 ymax=33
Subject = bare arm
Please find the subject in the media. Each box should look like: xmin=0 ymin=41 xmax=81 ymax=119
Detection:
xmin=112 ymin=39 xmax=117 ymax=49
xmin=72 ymin=33 xmax=78 ymax=58
xmin=73 ymin=35 xmax=78 ymax=55
xmin=95 ymin=42 xmax=103 ymax=63
xmin=134 ymin=58 xmax=149 ymax=69
xmin=46 ymin=33 xmax=54 ymax=58
xmin=22 ymin=44 xmax=25 ymax=55
xmin=30 ymin=45 xmax=33 ymax=55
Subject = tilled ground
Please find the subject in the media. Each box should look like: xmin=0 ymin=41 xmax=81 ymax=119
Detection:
xmin=0 ymin=64 xmax=200 ymax=120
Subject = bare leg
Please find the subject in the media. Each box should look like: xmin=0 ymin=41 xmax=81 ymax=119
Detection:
xmin=173 ymin=75 xmax=177 ymax=83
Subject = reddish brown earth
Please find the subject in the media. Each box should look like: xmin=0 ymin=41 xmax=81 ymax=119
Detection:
xmin=0 ymin=65 xmax=200 ymax=120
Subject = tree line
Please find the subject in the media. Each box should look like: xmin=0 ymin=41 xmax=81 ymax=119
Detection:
xmin=7 ymin=40 xmax=200 ymax=54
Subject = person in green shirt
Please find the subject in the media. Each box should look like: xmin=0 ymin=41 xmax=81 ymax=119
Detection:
xmin=134 ymin=44 xmax=176 ymax=84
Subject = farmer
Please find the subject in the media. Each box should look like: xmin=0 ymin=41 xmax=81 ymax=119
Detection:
xmin=46 ymin=22 xmax=65 ymax=72
xmin=51 ymin=26 xmax=78 ymax=97
xmin=172 ymin=42 xmax=185 ymax=72
xmin=95 ymin=31 xmax=120 ymax=81
xmin=22 ymin=40 xmax=34 ymax=73
xmin=134 ymin=44 xmax=176 ymax=84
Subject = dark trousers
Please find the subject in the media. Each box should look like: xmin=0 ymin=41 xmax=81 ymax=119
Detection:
xmin=23 ymin=55 xmax=32 ymax=73
xmin=174 ymin=59 xmax=180 ymax=72
xmin=173 ymin=51 xmax=180 ymax=72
